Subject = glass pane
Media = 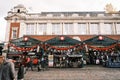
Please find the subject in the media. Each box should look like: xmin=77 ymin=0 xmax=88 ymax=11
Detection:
xmin=12 ymin=27 xmax=18 ymax=39
xmin=101 ymin=23 xmax=112 ymax=34
xmin=38 ymin=23 xmax=47 ymax=35
xmin=26 ymin=23 xmax=35 ymax=35
xmin=63 ymin=23 xmax=73 ymax=35
xmin=90 ymin=23 xmax=99 ymax=34
xmin=116 ymin=23 xmax=120 ymax=34
xmin=52 ymin=23 xmax=61 ymax=35
xmin=78 ymin=23 xmax=87 ymax=34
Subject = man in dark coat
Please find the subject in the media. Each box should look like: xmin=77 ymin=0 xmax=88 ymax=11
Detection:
xmin=0 ymin=56 xmax=16 ymax=80
xmin=0 ymin=46 xmax=3 ymax=55
xmin=17 ymin=63 xmax=25 ymax=80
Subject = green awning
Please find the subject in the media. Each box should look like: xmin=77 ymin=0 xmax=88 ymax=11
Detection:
xmin=10 ymin=36 xmax=42 ymax=47
xmin=83 ymin=35 xmax=117 ymax=46
xmin=44 ymin=36 xmax=81 ymax=46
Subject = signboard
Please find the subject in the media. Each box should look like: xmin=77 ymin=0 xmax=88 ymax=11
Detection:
xmin=28 ymin=52 xmax=35 ymax=55
xmin=48 ymin=55 xmax=54 ymax=67
xmin=14 ymin=42 xmax=32 ymax=47
xmin=68 ymin=55 xmax=82 ymax=57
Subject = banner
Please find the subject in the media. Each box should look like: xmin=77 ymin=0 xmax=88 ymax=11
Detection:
xmin=9 ymin=43 xmax=37 ymax=51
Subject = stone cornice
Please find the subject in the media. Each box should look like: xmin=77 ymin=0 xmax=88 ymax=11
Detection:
xmin=5 ymin=12 xmax=120 ymax=21
xmin=5 ymin=14 xmax=26 ymax=20
xmin=25 ymin=16 xmax=120 ymax=20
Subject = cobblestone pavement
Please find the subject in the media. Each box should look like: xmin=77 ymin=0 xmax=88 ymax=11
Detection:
xmin=23 ymin=65 xmax=120 ymax=80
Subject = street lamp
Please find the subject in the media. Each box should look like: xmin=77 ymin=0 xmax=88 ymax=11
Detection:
xmin=24 ymin=37 xmax=28 ymax=42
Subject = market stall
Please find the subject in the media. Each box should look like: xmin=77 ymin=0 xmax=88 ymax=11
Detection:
xmin=7 ymin=36 xmax=42 ymax=67
xmin=44 ymin=36 xmax=84 ymax=68
xmin=67 ymin=54 xmax=83 ymax=68
xmin=83 ymin=35 xmax=118 ymax=65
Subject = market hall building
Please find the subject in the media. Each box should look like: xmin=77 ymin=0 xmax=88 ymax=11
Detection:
xmin=5 ymin=4 xmax=120 ymax=42
xmin=4 ymin=4 xmax=120 ymax=68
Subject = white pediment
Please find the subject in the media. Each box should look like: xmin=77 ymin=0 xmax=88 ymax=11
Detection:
xmin=5 ymin=14 xmax=25 ymax=20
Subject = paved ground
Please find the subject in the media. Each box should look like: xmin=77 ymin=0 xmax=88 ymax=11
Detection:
xmin=23 ymin=65 xmax=120 ymax=80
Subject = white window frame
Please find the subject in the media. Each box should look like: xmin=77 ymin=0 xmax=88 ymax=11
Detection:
xmin=77 ymin=23 xmax=87 ymax=35
xmin=116 ymin=23 xmax=120 ymax=34
xmin=26 ymin=23 xmax=36 ymax=35
xmin=38 ymin=23 xmax=47 ymax=35
xmin=63 ymin=23 xmax=74 ymax=35
xmin=52 ymin=23 xmax=61 ymax=35
xmin=101 ymin=23 xmax=112 ymax=34
xmin=11 ymin=27 xmax=18 ymax=39
xmin=89 ymin=23 xmax=99 ymax=34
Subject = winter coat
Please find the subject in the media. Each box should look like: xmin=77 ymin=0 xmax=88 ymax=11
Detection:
xmin=0 ymin=61 xmax=15 ymax=80
xmin=17 ymin=65 xmax=24 ymax=79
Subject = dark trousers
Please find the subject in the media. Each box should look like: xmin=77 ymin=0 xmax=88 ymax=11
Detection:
xmin=26 ymin=62 xmax=33 ymax=71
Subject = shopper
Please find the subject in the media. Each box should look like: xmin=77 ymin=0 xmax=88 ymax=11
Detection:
xmin=0 ymin=56 xmax=16 ymax=80
xmin=17 ymin=63 xmax=25 ymax=80
xmin=0 ymin=46 xmax=3 ymax=55
xmin=26 ymin=57 xmax=33 ymax=71
xmin=37 ymin=59 xmax=41 ymax=72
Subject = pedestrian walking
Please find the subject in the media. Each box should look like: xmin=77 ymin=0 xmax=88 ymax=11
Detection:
xmin=33 ymin=57 xmax=38 ymax=67
xmin=37 ymin=59 xmax=41 ymax=72
xmin=26 ymin=57 xmax=33 ymax=71
xmin=0 ymin=46 xmax=3 ymax=55
xmin=41 ymin=57 xmax=45 ymax=71
xmin=44 ymin=57 xmax=48 ymax=70
xmin=17 ymin=63 xmax=25 ymax=80
xmin=0 ymin=56 xmax=16 ymax=80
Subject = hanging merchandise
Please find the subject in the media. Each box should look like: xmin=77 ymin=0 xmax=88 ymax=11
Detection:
xmin=86 ymin=44 xmax=117 ymax=51
xmin=46 ymin=44 xmax=84 ymax=51
xmin=9 ymin=43 xmax=37 ymax=52
xmin=48 ymin=54 xmax=54 ymax=67
xmin=96 ymin=59 xmax=100 ymax=64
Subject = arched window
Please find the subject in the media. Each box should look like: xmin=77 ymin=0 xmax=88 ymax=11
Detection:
xmin=17 ymin=9 xmax=20 ymax=13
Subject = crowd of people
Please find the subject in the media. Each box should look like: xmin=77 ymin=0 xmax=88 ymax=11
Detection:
xmin=0 ymin=53 xmax=48 ymax=80
xmin=85 ymin=49 xmax=120 ymax=66
xmin=0 ymin=46 xmax=120 ymax=80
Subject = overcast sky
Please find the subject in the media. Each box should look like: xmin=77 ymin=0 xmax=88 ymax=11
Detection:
xmin=0 ymin=0 xmax=120 ymax=42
